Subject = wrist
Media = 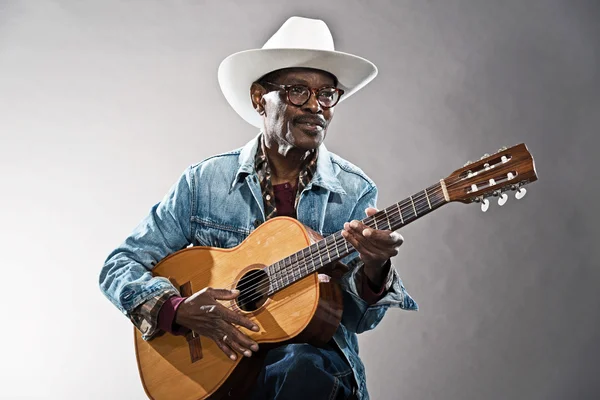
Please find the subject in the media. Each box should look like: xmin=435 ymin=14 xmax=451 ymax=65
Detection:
xmin=362 ymin=259 xmax=390 ymax=286
xmin=173 ymin=298 xmax=187 ymax=326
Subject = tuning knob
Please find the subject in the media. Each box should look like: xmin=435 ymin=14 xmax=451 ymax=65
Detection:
xmin=515 ymin=187 xmax=527 ymax=200
xmin=481 ymin=198 xmax=490 ymax=212
xmin=499 ymin=146 xmax=507 ymax=152
xmin=498 ymin=193 xmax=508 ymax=206
xmin=480 ymin=153 xmax=490 ymax=160
xmin=464 ymin=160 xmax=473 ymax=167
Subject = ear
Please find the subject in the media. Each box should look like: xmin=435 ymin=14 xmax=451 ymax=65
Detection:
xmin=250 ymin=82 xmax=266 ymax=115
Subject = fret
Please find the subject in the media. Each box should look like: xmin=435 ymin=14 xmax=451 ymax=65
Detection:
xmin=317 ymin=241 xmax=324 ymax=266
xmin=373 ymin=216 xmax=378 ymax=230
xmin=400 ymin=202 xmax=412 ymax=223
xmin=300 ymin=249 xmax=310 ymax=276
xmin=383 ymin=208 xmax=391 ymax=231
xmin=301 ymin=247 xmax=312 ymax=275
xmin=325 ymin=236 xmax=332 ymax=263
xmin=396 ymin=202 xmax=404 ymax=224
xmin=277 ymin=270 xmax=285 ymax=290
xmin=291 ymin=253 xmax=298 ymax=281
xmin=269 ymin=270 xmax=278 ymax=293
xmin=417 ymin=190 xmax=431 ymax=215
xmin=266 ymin=267 xmax=274 ymax=292
xmin=344 ymin=240 xmax=349 ymax=253
xmin=296 ymin=253 xmax=303 ymax=279
xmin=410 ymin=195 xmax=417 ymax=217
xmin=300 ymin=248 xmax=309 ymax=274
xmin=424 ymin=188 xmax=432 ymax=210
xmin=334 ymin=233 xmax=340 ymax=259
xmin=282 ymin=257 xmax=290 ymax=286
xmin=270 ymin=272 xmax=280 ymax=292
xmin=308 ymin=244 xmax=317 ymax=272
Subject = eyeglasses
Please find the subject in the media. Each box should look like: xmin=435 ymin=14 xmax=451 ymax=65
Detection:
xmin=263 ymin=82 xmax=344 ymax=108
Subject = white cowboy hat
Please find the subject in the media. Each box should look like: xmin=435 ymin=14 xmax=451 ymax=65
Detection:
xmin=218 ymin=16 xmax=378 ymax=128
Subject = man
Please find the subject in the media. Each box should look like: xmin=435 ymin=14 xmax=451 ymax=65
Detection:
xmin=100 ymin=16 xmax=417 ymax=400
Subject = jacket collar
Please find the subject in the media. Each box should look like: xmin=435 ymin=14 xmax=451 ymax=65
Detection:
xmin=230 ymin=132 xmax=346 ymax=195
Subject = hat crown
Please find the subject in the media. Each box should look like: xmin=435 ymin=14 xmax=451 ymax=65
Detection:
xmin=262 ymin=17 xmax=335 ymax=51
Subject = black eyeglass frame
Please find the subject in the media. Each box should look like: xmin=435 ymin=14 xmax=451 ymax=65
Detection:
xmin=262 ymin=81 xmax=345 ymax=108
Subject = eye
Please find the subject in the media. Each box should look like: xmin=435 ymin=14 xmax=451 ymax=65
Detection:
xmin=289 ymin=86 xmax=309 ymax=96
xmin=318 ymin=88 xmax=336 ymax=99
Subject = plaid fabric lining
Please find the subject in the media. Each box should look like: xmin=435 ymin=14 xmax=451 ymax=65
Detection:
xmin=129 ymin=287 xmax=179 ymax=340
xmin=254 ymin=134 xmax=318 ymax=220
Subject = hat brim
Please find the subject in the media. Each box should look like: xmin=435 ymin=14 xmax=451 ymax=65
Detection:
xmin=218 ymin=48 xmax=378 ymax=128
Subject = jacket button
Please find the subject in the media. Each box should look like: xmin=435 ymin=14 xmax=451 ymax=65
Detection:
xmin=254 ymin=219 xmax=262 ymax=228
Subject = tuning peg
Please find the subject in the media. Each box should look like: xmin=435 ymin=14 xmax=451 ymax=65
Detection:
xmin=515 ymin=187 xmax=527 ymax=200
xmin=499 ymin=146 xmax=507 ymax=152
xmin=480 ymin=153 xmax=490 ymax=160
xmin=498 ymin=193 xmax=508 ymax=206
xmin=481 ymin=198 xmax=490 ymax=212
xmin=464 ymin=160 xmax=473 ymax=167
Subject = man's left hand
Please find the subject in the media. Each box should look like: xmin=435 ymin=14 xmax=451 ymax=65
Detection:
xmin=341 ymin=207 xmax=404 ymax=285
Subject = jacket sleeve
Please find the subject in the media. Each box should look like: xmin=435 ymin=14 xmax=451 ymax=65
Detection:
xmin=99 ymin=167 xmax=195 ymax=340
xmin=338 ymin=185 xmax=418 ymax=334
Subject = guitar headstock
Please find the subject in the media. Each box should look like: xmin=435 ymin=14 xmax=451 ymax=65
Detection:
xmin=444 ymin=144 xmax=538 ymax=211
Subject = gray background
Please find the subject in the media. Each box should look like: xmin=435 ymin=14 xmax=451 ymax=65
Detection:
xmin=1 ymin=0 xmax=598 ymax=399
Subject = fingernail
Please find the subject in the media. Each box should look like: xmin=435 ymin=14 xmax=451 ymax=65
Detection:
xmin=231 ymin=289 xmax=240 ymax=294
xmin=252 ymin=325 xmax=260 ymax=331
xmin=350 ymin=221 xmax=358 ymax=229
xmin=363 ymin=229 xmax=371 ymax=237
xmin=251 ymin=344 xmax=259 ymax=351
xmin=230 ymin=354 xmax=237 ymax=361
xmin=244 ymin=350 xmax=252 ymax=357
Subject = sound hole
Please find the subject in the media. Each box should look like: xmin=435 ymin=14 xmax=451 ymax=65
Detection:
xmin=236 ymin=269 xmax=270 ymax=312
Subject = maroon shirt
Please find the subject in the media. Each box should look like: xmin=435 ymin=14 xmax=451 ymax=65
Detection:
xmin=158 ymin=182 xmax=386 ymax=335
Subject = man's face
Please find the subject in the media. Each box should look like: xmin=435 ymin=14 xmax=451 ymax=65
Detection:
xmin=252 ymin=68 xmax=337 ymax=151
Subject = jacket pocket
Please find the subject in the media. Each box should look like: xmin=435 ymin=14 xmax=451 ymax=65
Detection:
xmin=193 ymin=218 xmax=249 ymax=249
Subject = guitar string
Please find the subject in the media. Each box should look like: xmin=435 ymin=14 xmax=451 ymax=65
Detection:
xmin=220 ymin=187 xmax=445 ymax=311
xmin=220 ymin=172 xmax=489 ymax=309
xmin=218 ymin=182 xmax=453 ymax=309
xmin=219 ymin=175 xmax=473 ymax=308
xmin=222 ymin=173 xmax=470 ymax=299
xmin=221 ymin=172 xmax=508 ymax=310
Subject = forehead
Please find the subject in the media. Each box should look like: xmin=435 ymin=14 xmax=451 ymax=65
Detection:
xmin=264 ymin=68 xmax=337 ymax=86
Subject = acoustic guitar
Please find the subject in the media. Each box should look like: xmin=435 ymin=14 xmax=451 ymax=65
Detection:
xmin=134 ymin=144 xmax=538 ymax=399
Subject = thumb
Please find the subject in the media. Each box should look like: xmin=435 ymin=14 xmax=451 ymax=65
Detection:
xmin=208 ymin=288 xmax=240 ymax=300
xmin=365 ymin=207 xmax=379 ymax=217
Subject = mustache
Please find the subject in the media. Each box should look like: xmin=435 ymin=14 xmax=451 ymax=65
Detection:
xmin=293 ymin=115 xmax=326 ymax=128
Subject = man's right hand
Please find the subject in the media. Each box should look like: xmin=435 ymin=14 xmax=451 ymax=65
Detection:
xmin=175 ymin=287 xmax=260 ymax=360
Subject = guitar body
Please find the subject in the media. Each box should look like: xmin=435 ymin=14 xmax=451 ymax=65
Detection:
xmin=134 ymin=217 xmax=344 ymax=400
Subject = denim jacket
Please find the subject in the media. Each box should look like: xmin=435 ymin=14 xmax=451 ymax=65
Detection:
xmin=99 ymin=133 xmax=418 ymax=400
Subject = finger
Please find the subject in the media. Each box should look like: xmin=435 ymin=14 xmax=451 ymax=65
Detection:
xmin=345 ymin=220 xmax=401 ymax=247
xmin=363 ymin=229 xmax=404 ymax=247
xmin=215 ymin=337 xmax=238 ymax=361
xmin=365 ymin=207 xmax=379 ymax=217
xmin=208 ymin=288 xmax=240 ymax=300
xmin=217 ymin=304 xmax=260 ymax=332
xmin=342 ymin=226 xmax=397 ymax=260
xmin=223 ymin=332 xmax=253 ymax=357
xmin=341 ymin=229 xmax=379 ymax=260
xmin=228 ymin=325 xmax=260 ymax=352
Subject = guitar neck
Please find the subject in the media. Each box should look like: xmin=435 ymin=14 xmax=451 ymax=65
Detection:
xmin=266 ymin=180 xmax=449 ymax=294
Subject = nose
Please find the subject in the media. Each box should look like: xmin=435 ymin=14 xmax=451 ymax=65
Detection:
xmin=302 ymin=89 xmax=323 ymax=114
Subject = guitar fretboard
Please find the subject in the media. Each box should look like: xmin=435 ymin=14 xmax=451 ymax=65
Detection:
xmin=265 ymin=181 xmax=448 ymax=294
